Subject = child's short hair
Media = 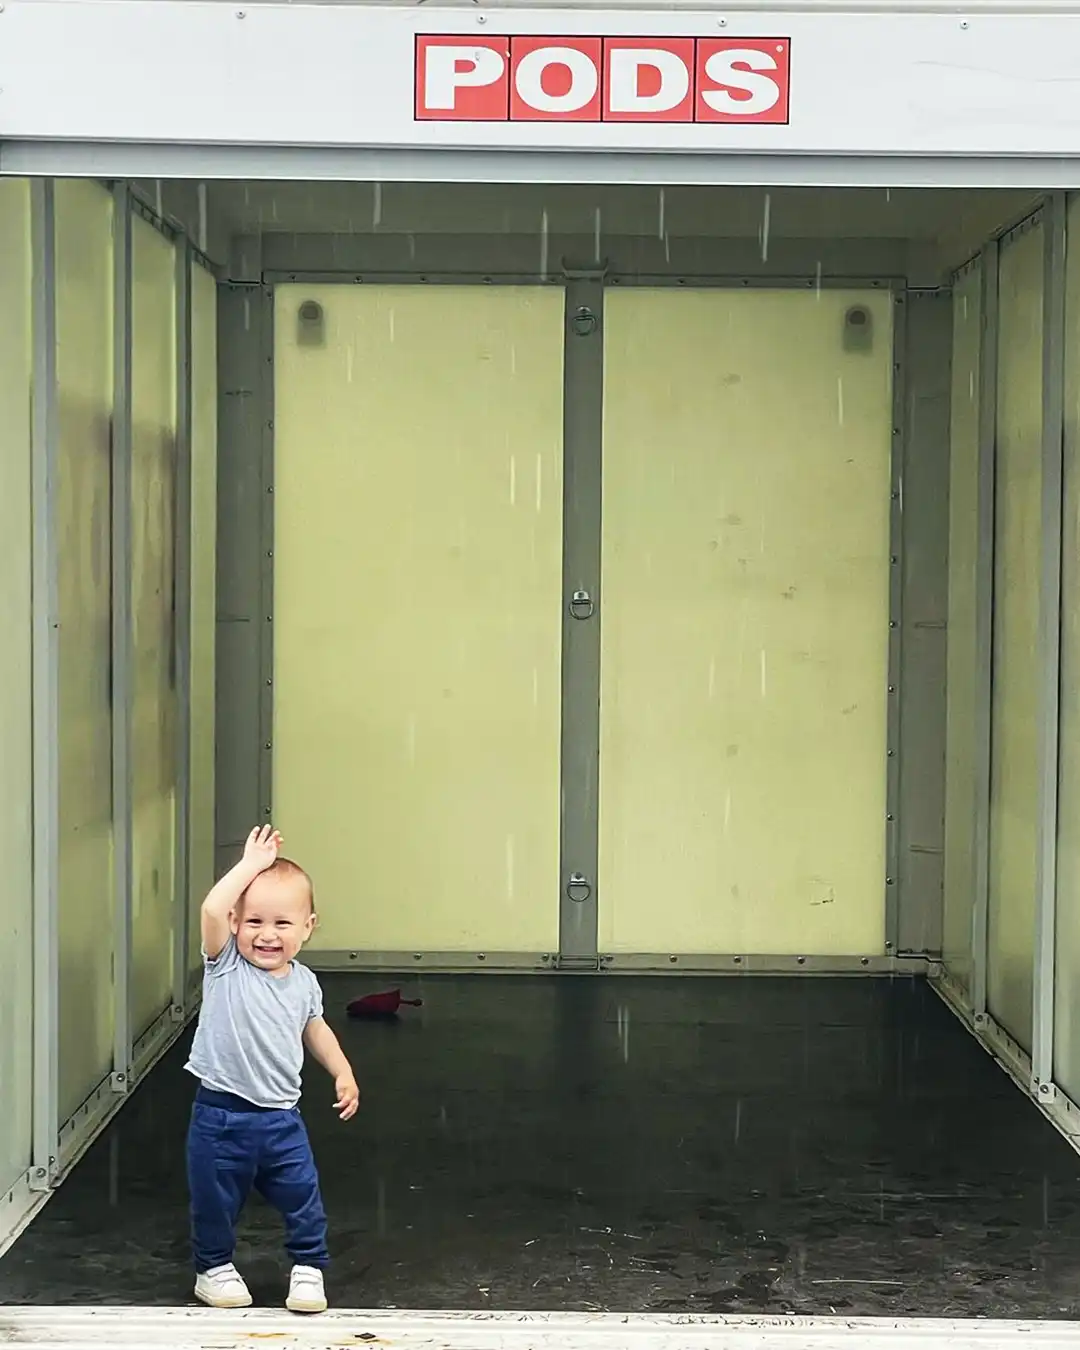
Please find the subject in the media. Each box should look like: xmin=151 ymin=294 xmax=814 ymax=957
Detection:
xmin=240 ymin=857 xmax=315 ymax=914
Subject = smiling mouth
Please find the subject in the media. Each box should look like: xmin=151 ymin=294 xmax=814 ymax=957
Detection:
xmin=253 ymin=946 xmax=283 ymax=957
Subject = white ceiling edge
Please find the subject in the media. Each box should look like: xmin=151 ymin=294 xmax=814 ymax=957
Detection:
xmin=3 ymin=143 xmax=1080 ymax=190
xmin=70 ymin=0 xmax=1080 ymax=10
xmin=3 ymin=1309 xmax=1080 ymax=1348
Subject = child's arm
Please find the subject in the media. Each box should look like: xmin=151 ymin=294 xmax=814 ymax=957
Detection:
xmin=201 ymin=825 xmax=282 ymax=959
xmin=303 ymin=1018 xmax=361 ymax=1120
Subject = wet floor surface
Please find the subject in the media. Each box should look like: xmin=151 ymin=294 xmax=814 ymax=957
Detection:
xmin=2 ymin=974 xmax=1080 ymax=1317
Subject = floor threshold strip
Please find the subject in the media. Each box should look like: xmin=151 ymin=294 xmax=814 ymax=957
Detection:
xmin=1 ymin=1310 xmax=1079 ymax=1349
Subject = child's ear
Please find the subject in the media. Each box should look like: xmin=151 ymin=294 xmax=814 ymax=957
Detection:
xmin=228 ymin=908 xmax=241 ymax=934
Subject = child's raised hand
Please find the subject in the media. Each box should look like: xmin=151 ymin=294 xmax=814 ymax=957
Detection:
xmin=243 ymin=824 xmax=282 ymax=872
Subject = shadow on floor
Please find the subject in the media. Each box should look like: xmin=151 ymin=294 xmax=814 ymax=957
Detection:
xmin=2 ymin=974 xmax=1079 ymax=1317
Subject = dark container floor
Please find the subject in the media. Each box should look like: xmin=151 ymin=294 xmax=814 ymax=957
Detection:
xmin=2 ymin=974 xmax=1080 ymax=1317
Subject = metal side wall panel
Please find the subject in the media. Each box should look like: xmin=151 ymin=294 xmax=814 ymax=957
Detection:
xmin=0 ymin=177 xmax=34 ymax=1205
xmin=215 ymin=284 xmax=270 ymax=880
xmin=189 ymin=262 xmax=218 ymax=975
xmin=273 ymin=284 xmax=564 ymax=954
xmin=897 ymin=290 xmax=951 ymax=958
xmin=54 ymin=179 xmax=117 ymax=1120
xmin=129 ymin=215 xmax=179 ymax=1037
xmin=1055 ymin=194 xmax=1080 ymax=1101
xmin=598 ymin=287 xmax=892 ymax=956
xmin=942 ymin=264 xmax=982 ymax=997
xmin=988 ymin=219 xmax=1044 ymax=1054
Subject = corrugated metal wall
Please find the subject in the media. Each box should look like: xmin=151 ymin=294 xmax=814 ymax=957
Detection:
xmin=0 ymin=179 xmax=217 ymax=1249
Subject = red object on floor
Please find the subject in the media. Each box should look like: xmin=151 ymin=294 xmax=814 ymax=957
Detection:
xmin=346 ymin=988 xmax=423 ymax=1018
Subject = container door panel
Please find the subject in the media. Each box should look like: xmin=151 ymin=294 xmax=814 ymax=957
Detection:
xmin=273 ymin=285 xmax=564 ymax=954
xmin=599 ymin=287 xmax=893 ymax=956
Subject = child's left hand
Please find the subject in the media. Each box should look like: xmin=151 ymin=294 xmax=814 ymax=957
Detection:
xmin=334 ymin=1073 xmax=361 ymax=1121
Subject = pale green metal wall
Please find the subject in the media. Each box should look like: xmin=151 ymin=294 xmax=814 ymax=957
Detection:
xmin=55 ymin=179 xmax=116 ymax=1122
xmin=0 ymin=180 xmax=217 ymax=1246
xmin=0 ymin=178 xmax=34 ymax=1231
xmin=216 ymin=225 xmax=953 ymax=972
xmin=939 ymin=195 xmax=1080 ymax=1138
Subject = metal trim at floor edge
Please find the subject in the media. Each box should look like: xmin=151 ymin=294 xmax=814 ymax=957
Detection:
xmin=0 ymin=1174 xmax=50 ymax=1262
xmin=2 ymin=1309 xmax=1080 ymax=1347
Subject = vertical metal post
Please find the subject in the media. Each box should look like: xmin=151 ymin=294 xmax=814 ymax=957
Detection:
xmin=215 ymin=285 xmax=271 ymax=875
xmin=558 ymin=278 xmax=604 ymax=969
xmin=884 ymin=287 xmax=907 ymax=954
xmin=972 ymin=241 xmax=999 ymax=1026
xmin=257 ymin=288 xmax=276 ymax=825
xmin=171 ymin=240 xmax=194 ymax=1021
xmin=30 ymin=178 xmax=60 ymax=1192
xmin=1032 ymin=192 xmax=1067 ymax=1096
xmin=110 ymin=184 xmax=135 ymax=1093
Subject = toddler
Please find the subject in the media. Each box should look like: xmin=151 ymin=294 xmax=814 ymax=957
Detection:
xmin=185 ymin=825 xmax=359 ymax=1313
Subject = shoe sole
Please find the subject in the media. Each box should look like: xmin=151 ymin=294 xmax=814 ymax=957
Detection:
xmin=195 ymin=1288 xmax=253 ymax=1310
xmin=286 ymin=1295 xmax=327 ymax=1314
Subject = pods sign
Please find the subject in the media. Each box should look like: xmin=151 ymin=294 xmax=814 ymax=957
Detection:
xmin=415 ymin=35 xmax=791 ymax=124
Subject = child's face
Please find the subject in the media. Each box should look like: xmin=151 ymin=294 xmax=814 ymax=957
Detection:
xmin=231 ymin=872 xmax=316 ymax=974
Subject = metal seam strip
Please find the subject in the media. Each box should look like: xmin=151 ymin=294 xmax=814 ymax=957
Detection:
xmin=971 ymin=239 xmax=999 ymax=1025
xmin=262 ymin=271 xmax=903 ymax=289
xmin=258 ymin=287 xmax=276 ymax=823
xmin=171 ymin=239 xmax=194 ymax=1019
xmin=558 ymin=278 xmax=603 ymax=967
xmin=1031 ymin=191 xmax=1067 ymax=1095
xmin=30 ymin=177 xmax=60 ymax=1191
xmin=885 ymin=286 xmax=907 ymax=952
xmin=110 ymin=183 xmax=135 ymax=1093
xmin=6 ymin=142 xmax=1080 ymax=191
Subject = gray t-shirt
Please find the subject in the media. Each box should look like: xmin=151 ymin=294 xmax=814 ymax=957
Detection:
xmin=185 ymin=936 xmax=324 ymax=1109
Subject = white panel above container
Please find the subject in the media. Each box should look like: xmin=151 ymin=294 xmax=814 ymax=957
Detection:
xmin=3 ymin=1 xmax=1080 ymax=165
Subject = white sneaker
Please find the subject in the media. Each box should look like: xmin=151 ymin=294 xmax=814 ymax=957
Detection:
xmin=194 ymin=1263 xmax=253 ymax=1309
xmin=286 ymin=1264 xmax=327 ymax=1314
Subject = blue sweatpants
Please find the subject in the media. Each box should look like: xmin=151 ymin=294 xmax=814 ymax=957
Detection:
xmin=187 ymin=1087 xmax=329 ymax=1273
